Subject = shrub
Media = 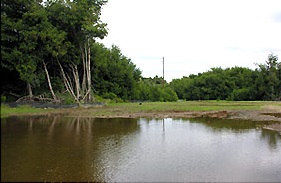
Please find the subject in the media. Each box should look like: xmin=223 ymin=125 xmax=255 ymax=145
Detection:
xmin=228 ymin=88 xmax=251 ymax=101
xmin=102 ymin=92 xmax=123 ymax=103
xmin=56 ymin=92 xmax=76 ymax=104
xmin=1 ymin=95 xmax=6 ymax=103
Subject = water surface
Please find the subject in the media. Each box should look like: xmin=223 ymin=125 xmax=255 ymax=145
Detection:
xmin=1 ymin=116 xmax=281 ymax=182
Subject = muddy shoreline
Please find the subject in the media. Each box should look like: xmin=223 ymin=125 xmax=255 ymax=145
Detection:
xmin=65 ymin=108 xmax=281 ymax=132
xmin=100 ymin=110 xmax=281 ymax=131
xmin=3 ymin=103 xmax=281 ymax=132
xmin=104 ymin=109 xmax=281 ymax=122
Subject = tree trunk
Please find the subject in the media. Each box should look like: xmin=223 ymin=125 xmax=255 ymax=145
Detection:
xmin=57 ymin=59 xmax=79 ymax=103
xmin=71 ymin=63 xmax=81 ymax=100
xmin=81 ymin=45 xmax=87 ymax=96
xmin=43 ymin=60 xmax=57 ymax=100
xmin=27 ymin=83 xmax=33 ymax=99
xmin=86 ymin=41 xmax=92 ymax=102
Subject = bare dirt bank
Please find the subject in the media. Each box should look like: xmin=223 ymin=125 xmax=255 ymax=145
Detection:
xmin=91 ymin=104 xmax=280 ymax=121
xmin=107 ymin=109 xmax=280 ymax=121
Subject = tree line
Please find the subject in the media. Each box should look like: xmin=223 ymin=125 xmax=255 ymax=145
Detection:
xmin=2 ymin=0 xmax=108 ymax=104
xmin=170 ymin=54 xmax=281 ymax=101
xmin=1 ymin=0 xmax=280 ymax=103
xmin=1 ymin=0 xmax=178 ymax=103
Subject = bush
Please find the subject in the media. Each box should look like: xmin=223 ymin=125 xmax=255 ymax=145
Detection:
xmin=102 ymin=92 xmax=123 ymax=103
xmin=56 ymin=92 xmax=76 ymax=104
xmin=1 ymin=95 xmax=6 ymax=103
xmin=94 ymin=95 xmax=109 ymax=103
xmin=228 ymin=88 xmax=251 ymax=101
xmin=132 ymin=82 xmax=178 ymax=102
xmin=162 ymin=87 xmax=178 ymax=102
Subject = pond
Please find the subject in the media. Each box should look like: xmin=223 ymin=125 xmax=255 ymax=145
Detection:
xmin=1 ymin=116 xmax=281 ymax=182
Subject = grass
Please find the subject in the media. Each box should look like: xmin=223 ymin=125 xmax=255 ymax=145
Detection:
xmin=68 ymin=100 xmax=279 ymax=117
xmin=108 ymin=101 xmax=269 ymax=111
xmin=1 ymin=101 xmax=280 ymax=118
xmin=0 ymin=104 xmax=55 ymax=118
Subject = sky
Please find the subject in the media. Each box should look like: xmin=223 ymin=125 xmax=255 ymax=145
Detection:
xmin=99 ymin=0 xmax=281 ymax=82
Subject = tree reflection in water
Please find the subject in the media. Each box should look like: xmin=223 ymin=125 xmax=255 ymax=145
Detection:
xmin=1 ymin=116 xmax=281 ymax=182
xmin=190 ymin=117 xmax=281 ymax=150
xmin=1 ymin=115 xmax=140 ymax=182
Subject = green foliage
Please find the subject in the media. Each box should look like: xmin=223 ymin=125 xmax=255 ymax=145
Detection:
xmin=170 ymin=55 xmax=280 ymax=101
xmin=1 ymin=103 xmax=52 ymax=118
xmin=132 ymin=77 xmax=178 ymax=102
xmin=161 ymin=87 xmax=179 ymax=102
xmin=1 ymin=0 xmax=67 ymax=95
xmin=92 ymin=44 xmax=141 ymax=100
xmin=1 ymin=95 xmax=6 ymax=103
xmin=228 ymin=88 xmax=252 ymax=101
xmin=255 ymin=54 xmax=281 ymax=100
xmin=1 ymin=1 xmax=280 ymax=102
xmin=102 ymin=92 xmax=123 ymax=103
xmin=56 ymin=92 xmax=75 ymax=104
xmin=93 ymin=95 xmax=110 ymax=103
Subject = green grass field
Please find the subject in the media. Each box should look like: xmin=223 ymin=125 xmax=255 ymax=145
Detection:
xmin=1 ymin=101 xmax=280 ymax=118
xmin=109 ymin=101 xmax=265 ymax=111
xmin=0 ymin=104 xmax=55 ymax=118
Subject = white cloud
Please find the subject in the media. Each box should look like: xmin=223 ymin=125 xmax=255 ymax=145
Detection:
xmin=100 ymin=0 xmax=281 ymax=82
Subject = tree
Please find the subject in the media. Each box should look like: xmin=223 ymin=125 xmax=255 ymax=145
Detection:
xmin=132 ymin=78 xmax=178 ymax=102
xmin=1 ymin=0 xmax=68 ymax=101
xmin=169 ymin=65 xmax=272 ymax=101
xmin=256 ymin=53 xmax=280 ymax=100
xmin=1 ymin=0 xmax=38 ymax=97
xmin=92 ymin=44 xmax=141 ymax=100
xmin=46 ymin=0 xmax=107 ymax=103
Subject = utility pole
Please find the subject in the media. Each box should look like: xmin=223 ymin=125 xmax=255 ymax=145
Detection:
xmin=162 ymin=57 xmax=164 ymax=88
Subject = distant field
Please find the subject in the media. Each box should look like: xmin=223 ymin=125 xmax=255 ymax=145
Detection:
xmin=108 ymin=101 xmax=269 ymax=111
xmin=1 ymin=101 xmax=280 ymax=118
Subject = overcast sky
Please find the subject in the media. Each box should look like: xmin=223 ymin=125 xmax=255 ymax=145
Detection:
xmin=99 ymin=0 xmax=281 ymax=82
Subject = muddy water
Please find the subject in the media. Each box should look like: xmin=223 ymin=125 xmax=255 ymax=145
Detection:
xmin=1 ymin=116 xmax=281 ymax=182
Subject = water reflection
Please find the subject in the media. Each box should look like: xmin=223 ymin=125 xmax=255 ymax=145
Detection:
xmin=1 ymin=116 xmax=281 ymax=182
xmin=1 ymin=116 xmax=140 ymax=182
xmin=261 ymin=129 xmax=281 ymax=150
xmin=190 ymin=118 xmax=281 ymax=150
xmin=159 ymin=119 xmax=165 ymax=144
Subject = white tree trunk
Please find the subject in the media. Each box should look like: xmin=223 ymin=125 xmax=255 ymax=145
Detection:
xmin=43 ymin=60 xmax=57 ymax=100
xmin=71 ymin=63 xmax=81 ymax=100
xmin=27 ymin=83 xmax=33 ymax=99
xmin=86 ymin=40 xmax=92 ymax=102
xmin=55 ymin=39 xmax=94 ymax=105
xmin=81 ymin=45 xmax=87 ymax=96
xmin=57 ymin=59 xmax=79 ymax=103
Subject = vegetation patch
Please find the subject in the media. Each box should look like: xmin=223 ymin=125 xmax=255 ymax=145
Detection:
xmin=0 ymin=104 xmax=54 ymax=118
